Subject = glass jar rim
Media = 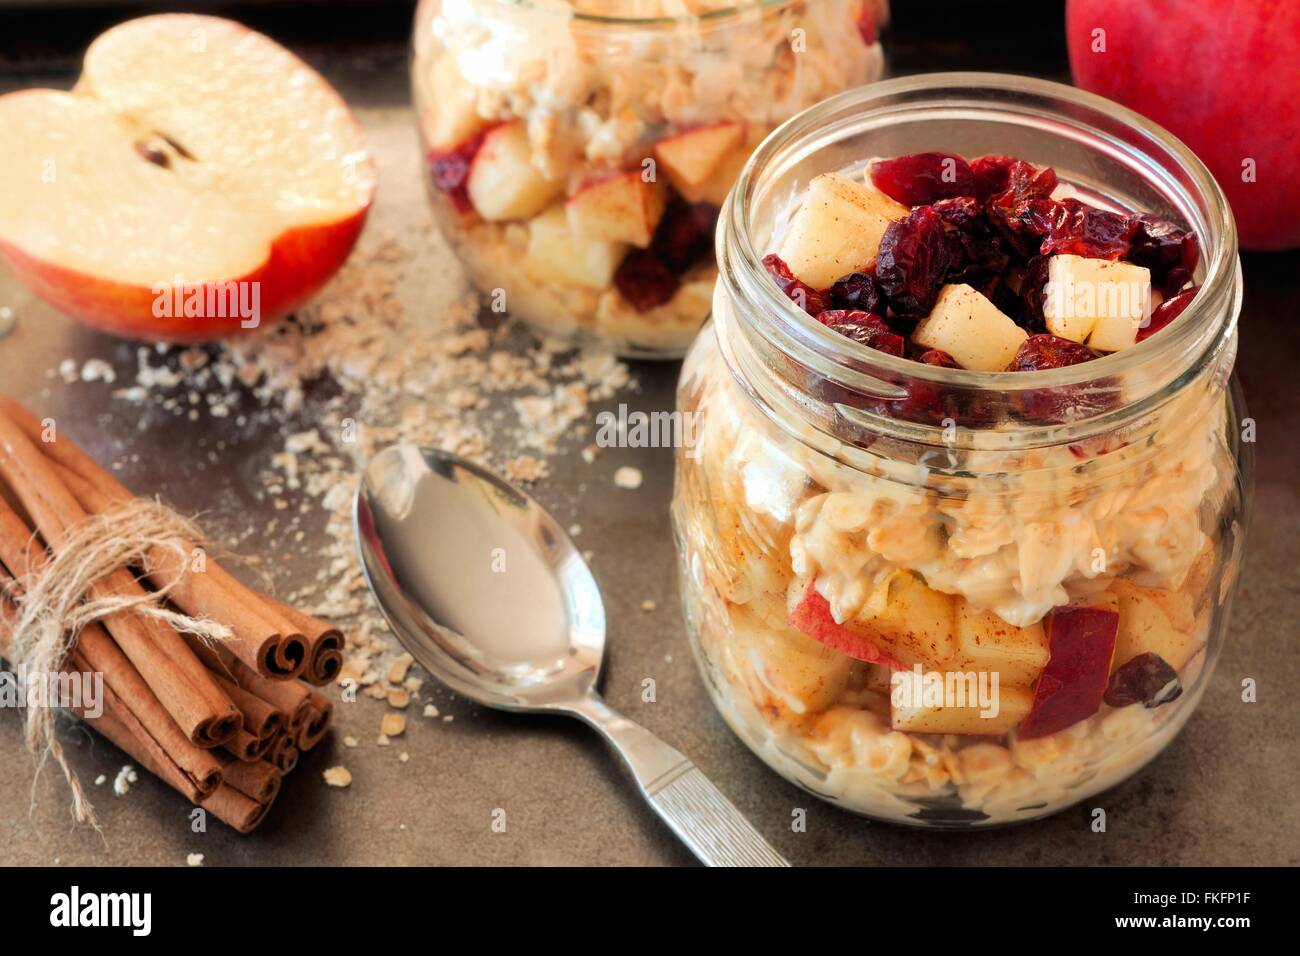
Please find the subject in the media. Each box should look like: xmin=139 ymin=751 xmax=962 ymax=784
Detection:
xmin=463 ymin=0 xmax=800 ymax=28
xmin=718 ymin=72 xmax=1241 ymax=447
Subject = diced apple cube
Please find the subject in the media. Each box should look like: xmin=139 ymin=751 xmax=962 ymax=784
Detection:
xmin=777 ymin=172 xmax=909 ymax=289
xmin=731 ymin=613 xmax=858 ymax=717
xmin=425 ymin=53 xmax=487 ymax=150
xmin=675 ymin=127 xmax=762 ymax=206
xmin=1112 ymin=581 xmax=1200 ymax=671
xmin=654 ymin=122 xmax=745 ymax=190
xmin=466 ymin=121 xmax=564 ymax=221
xmin=1043 ymin=254 xmax=1152 ymax=350
xmin=852 ymin=571 xmax=958 ymax=669
xmin=566 ymin=171 xmax=666 ymax=248
xmin=525 ymin=204 xmax=627 ymax=289
xmin=952 ymin=602 xmax=1049 ymax=686
xmin=912 ymin=284 xmax=1029 ymax=371
xmin=890 ymin=675 xmax=1032 ymax=736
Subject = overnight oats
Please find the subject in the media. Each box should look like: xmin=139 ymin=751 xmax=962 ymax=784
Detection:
xmin=672 ymin=75 xmax=1252 ymax=826
xmin=411 ymin=0 xmax=888 ymax=356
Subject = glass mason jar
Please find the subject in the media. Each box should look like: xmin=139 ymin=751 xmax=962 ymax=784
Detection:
xmin=411 ymin=0 xmax=889 ymax=358
xmin=672 ymin=74 xmax=1252 ymax=827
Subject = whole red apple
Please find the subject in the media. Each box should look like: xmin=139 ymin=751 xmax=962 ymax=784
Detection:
xmin=1067 ymin=0 xmax=1300 ymax=250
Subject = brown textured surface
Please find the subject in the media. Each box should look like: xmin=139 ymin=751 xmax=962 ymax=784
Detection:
xmin=1 ymin=51 xmax=1297 ymax=868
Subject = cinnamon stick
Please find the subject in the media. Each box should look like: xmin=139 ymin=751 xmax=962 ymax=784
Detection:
xmin=265 ymin=595 xmax=344 ymax=686
xmin=208 ymin=669 xmax=285 ymax=741
xmin=200 ymin=784 xmax=272 ymax=834
xmin=45 ymin=456 xmax=309 ymax=680
xmin=296 ymin=692 xmax=333 ymax=752
xmin=215 ymin=755 xmax=282 ymax=805
xmin=222 ymin=727 xmax=272 ymax=763
xmin=0 ymin=409 xmax=240 ymax=746
xmin=268 ymin=733 xmax=299 ymax=774
xmin=183 ymin=632 xmax=313 ymax=731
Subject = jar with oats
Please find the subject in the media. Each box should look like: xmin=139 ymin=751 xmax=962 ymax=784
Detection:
xmin=672 ymin=75 xmax=1253 ymax=827
xmin=411 ymin=0 xmax=889 ymax=357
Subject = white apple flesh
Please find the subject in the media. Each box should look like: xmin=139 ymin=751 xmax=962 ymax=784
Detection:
xmin=0 ymin=15 xmax=376 ymax=342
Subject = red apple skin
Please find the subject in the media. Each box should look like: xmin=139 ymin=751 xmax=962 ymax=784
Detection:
xmin=788 ymin=585 xmax=906 ymax=669
xmin=1018 ymin=604 xmax=1118 ymax=740
xmin=1067 ymin=0 xmax=1300 ymax=250
xmin=0 ymin=206 xmax=369 ymax=343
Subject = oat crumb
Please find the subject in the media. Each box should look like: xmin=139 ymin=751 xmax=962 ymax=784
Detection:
xmin=381 ymin=713 xmax=407 ymax=737
xmin=614 ymin=466 xmax=643 ymax=489
xmin=186 ymin=853 xmax=204 ymax=867
xmin=323 ymin=766 xmax=353 ymax=788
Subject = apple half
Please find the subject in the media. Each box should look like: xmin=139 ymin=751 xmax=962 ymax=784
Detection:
xmin=0 ymin=15 xmax=377 ymax=342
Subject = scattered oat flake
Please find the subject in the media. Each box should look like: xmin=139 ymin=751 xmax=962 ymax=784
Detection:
xmin=614 ymin=466 xmax=643 ymax=489
xmin=186 ymin=853 xmax=204 ymax=867
xmin=381 ymin=713 xmax=407 ymax=737
xmin=113 ymin=765 xmax=137 ymax=796
xmin=94 ymin=774 xmax=107 ymax=787
xmin=0 ymin=306 xmax=14 ymax=339
xmin=506 ymin=454 xmax=549 ymax=483
xmin=377 ymin=734 xmax=391 ymax=747
xmin=423 ymin=704 xmax=440 ymax=719
xmin=388 ymin=653 xmax=414 ymax=685
xmin=399 ymin=753 xmax=410 ymax=764
xmin=323 ymin=766 xmax=353 ymax=788
xmin=387 ymin=688 xmax=411 ymax=709
xmin=343 ymin=736 xmax=359 ymax=748
xmin=442 ymin=714 xmax=455 ymax=723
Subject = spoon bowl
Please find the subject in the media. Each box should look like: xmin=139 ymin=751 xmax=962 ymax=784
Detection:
xmin=355 ymin=444 xmax=788 ymax=867
xmin=355 ymin=445 xmax=603 ymax=710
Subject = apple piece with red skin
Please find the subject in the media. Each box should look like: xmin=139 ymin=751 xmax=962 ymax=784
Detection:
xmin=653 ymin=122 xmax=745 ymax=193
xmin=1017 ymin=602 xmax=1118 ymax=740
xmin=467 ymin=121 xmax=564 ymax=222
xmin=1067 ymin=0 xmax=1300 ymax=250
xmin=0 ymin=15 xmax=376 ymax=343
xmin=787 ymin=583 xmax=906 ymax=669
xmin=566 ymin=170 xmax=666 ymax=248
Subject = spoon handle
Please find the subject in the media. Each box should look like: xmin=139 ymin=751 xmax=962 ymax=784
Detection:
xmin=570 ymin=694 xmax=789 ymax=867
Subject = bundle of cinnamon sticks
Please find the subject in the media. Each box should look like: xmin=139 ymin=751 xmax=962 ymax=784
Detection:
xmin=0 ymin=396 xmax=343 ymax=833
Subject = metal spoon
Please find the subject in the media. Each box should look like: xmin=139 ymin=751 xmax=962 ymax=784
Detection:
xmin=354 ymin=445 xmax=788 ymax=867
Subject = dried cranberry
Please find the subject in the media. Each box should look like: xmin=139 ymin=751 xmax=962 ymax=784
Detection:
xmin=1104 ymin=653 xmax=1184 ymax=708
xmin=876 ymin=206 xmax=952 ymax=316
xmin=869 ymin=153 xmax=977 ymax=207
xmin=984 ymin=160 xmax=1060 ymax=256
xmin=1037 ymin=198 xmax=1132 ymax=259
xmin=763 ymin=253 xmax=831 ymax=315
xmin=614 ymin=250 xmax=679 ymax=311
xmin=936 ymin=198 xmax=1011 ymax=283
xmin=828 ymin=270 xmax=883 ymax=314
xmin=1007 ymin=335 xmax=1115 ymax=424
xmin=1016 ymin=255 xmax=1053 ymax=333
xmin=917 ymin=349 xmax=960 ymax=368
xmin=1007 ymin=334 xmax=1099 ymax=371
xmin=652 ymin=198 xmax=718 ymax=272
xmin=975 ymin=156 xmax=1058 ymax=207
xmin=1127 ymin=215 xmax=1199 ymax=296
xmin=427 ymin=131 xmax=489 ymax=214
xmin=1138 ymin=286 xmax=1198 ymax=342
xmin=970 ymin=155 xmax=1019 ymax=202
xmin=816 ymin=310 xmax=905 ymax=356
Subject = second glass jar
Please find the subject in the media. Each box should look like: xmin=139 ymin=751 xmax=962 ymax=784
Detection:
xmin=412 ymin=0 xmax=888 ymax=357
